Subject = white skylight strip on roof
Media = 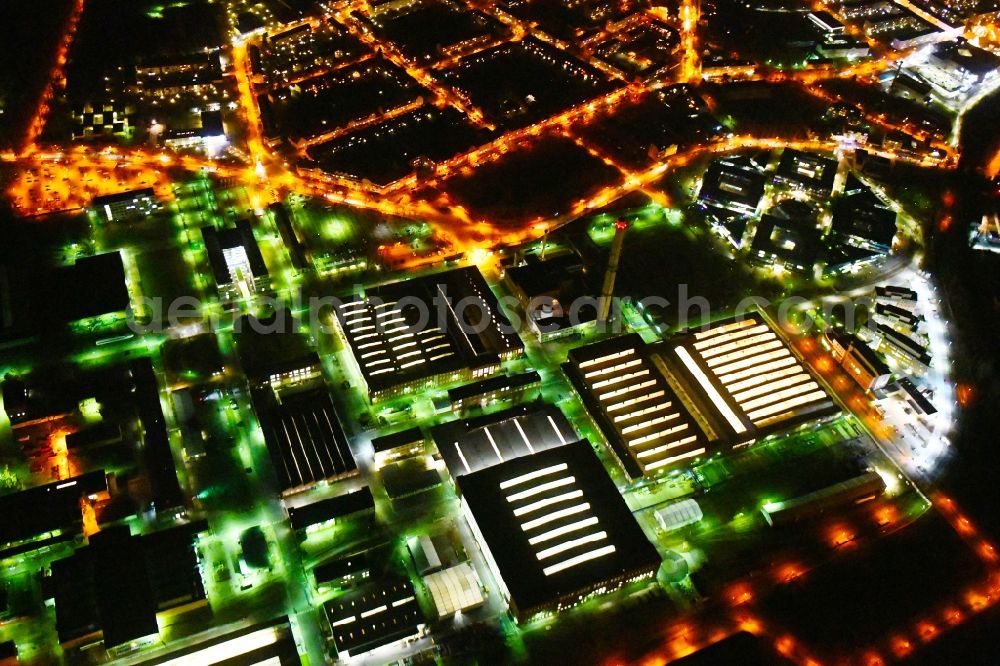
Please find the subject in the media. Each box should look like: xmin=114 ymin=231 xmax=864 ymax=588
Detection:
xmin=694 ymin=324 xmax=769 ymax=352
xmin=361 ymin=349 xmax=387 ymax=359
xmin=701 ymin=331 xmax=775 ymax=361
xmin=520 ymin=503 xmax=591 ymax=532
xmin=694 ymin=321 xmax=766 ymax=344
xmin=528 ymin=517 xmax=600 ymax=545
xmin=612 ymin=401 xmax=672 ymax=423
xmin=583 ymin=358 xmax=642 ymax=380
xmin=329 ymin=616 xmax=355 ymax=627
xmin=370 ymin=368 xmax=394 ymax=376
xmin=715 ymin=350 xmax=794 ymax=383
xmin=366 ymin=358 xmax=391 ymax=367
xmin=399 ymin=359 xmax=426 ymax=369
xmin=506 ymin=476 xmax=576 ymax=503
xmin=628 ymin=422 xmax=689 ymax=447
xmin=430 ymin=352 xmax=454 ymax=361
xmin=577 ymin=348 xmax=635 ymax=369
xmin=357 ymin=341 xmax=382 ymax=350
xmin=547 ymin=415 xmax=568 ymax=445
xmin=372 ymin=300 xmax=397 ymax=309
xmin=352 ymin=325 xmax=376 ymax=333
xmin=360 ymin=605 xmax=388 ymax=618
xmin=425 ymin=343 xmax=451 ymax=353
xmin=591 ymin=369 xmax=650 ymax=390
xmin=740 ymin=380 xmax=818 ymax=412
xmin=397 ymin=350 xmax=423 ymax=360
xmin=535 ymin=531 xmax=608 ymax=561
xmin=644 ymin=448 xmax=706 ymax=471
xmin=693 ymin=318 xmax=755 ymax=341
xmin=542 ymin=545 xmax=617 ymax=576
xmin=746 ymin=390 xmax=828 ymax=422
xmin=732 ymin=373 xmax=812 ymax=403
xmin=341 ymin=299 xmax=367 ymax=308
xmin=715 ymin=349 xmax=800 ymax=386
xmin=598 ymin=379 xmax=657 ymax=402
xmin=513 ymin=418 xmax=535 ymax=454
xmin=704 ymin=339 xmax=783 ymax=369
xmin=391 ymin=596 xmax=415 ymax=607
xmin=453 ymin=442 xmax=471 ymax=474
xmin=739 ymin=373 xmax=819 ymax=412
xmin=340 ymin=301 xmax=366 ymax=312
xmin=500 ymin=463 xmax=569 ymax=490
xmin=607 ymin=390 xmax=665 ymax=414
xmin=635 ymin=435 xmax=699 ymax=459
xmin=484 ymin=426 xmax=504 ymax=463
xmin=675 ymin=346 xmax=747 ymax=434
xmin=344 ymin=316 xmax=369 ymax=326
xmin=512 ymin=489 xmax=584 ymax=516
xmin=620 ymin=412 xmax=680 ymax=434
xmin=387 ymin=332 xmax=414 ymax=342
xmin=354 ymin=332 xmax=378 ymax=341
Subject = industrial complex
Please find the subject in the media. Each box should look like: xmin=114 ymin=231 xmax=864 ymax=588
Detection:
xmin=0 ymin=0 xmax=995 ymax=661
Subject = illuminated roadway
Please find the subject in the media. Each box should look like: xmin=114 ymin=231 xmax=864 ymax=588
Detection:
xmin=4 ymin=0 xmax=960 ymax=261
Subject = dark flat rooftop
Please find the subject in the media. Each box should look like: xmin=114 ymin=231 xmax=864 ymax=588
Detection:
xmin=431 ymin=403 xmax=577 ymax=477
xmin=91 ymin=188 xmax=156 ymax=206
xmin=457 ymin=440 xmax=661 ymax=615
xmin=699 ymin=159 xmax=766 ymax=212
xmin=288 ymin=487 xmax=374 ymax=531
xmin=0 ymin=470 xmax=107 ymax=546
xmin=235 ymin=309 xmax=318 ymax=382
xmin=447 ymin=370 xmax=540 ymax=403
xmin=751 ymin=214 xmax=822 ymax=270
xmin=90 ymin=526 xmax=160 ymax=647
xmin=382 ymin=460 xmax=442 ymax=499
xmin=52 ymin=521 xmax=207 ymax=647
xmin=334 ymin=265 xmax=523 ymax=394
xmin=130 ymin=357 xmax=185 ymax=510
xmin=774 ymin=149 xmax=837 ymax=193
xmin=371 ymin=427 xmax=424 ymax=454
xmin=57 ymin=252 xmax=130 ymax=322
xmin=252 ymin=387 xmax=358 ymax=493
xmin=323 ymin=579 xmax=423 ymax=657
xmin=314 ymin=552 xmax=371 ymax=585
xmin=831 ymin=192 xmax=897 ymax=248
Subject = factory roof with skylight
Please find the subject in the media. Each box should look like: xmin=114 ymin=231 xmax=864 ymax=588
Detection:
xmin=659 ymin=312 xmax=839 ymax=443
xmin=564 ymin=333 xmax=710 ymax=478
xmin=333 ymin=265 xmax=524 ymax=397
xmin=457 ymin=440 xmax=661 ymax=620
xmin=431 ymin=404 xmax=578 ymax=477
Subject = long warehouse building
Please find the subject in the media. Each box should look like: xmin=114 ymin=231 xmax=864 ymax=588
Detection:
xmin=565 ymin=312 xmax=839 ymax=478
xmin=563 ymin=333 xmax=710 ymax=479
xmin=333 ymin=266 xmax=524 ymax=401
xmin=660 ymin=312 xmax=839 ymax=443
xmin=457 ymin=439 xmax=661 ymax=622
